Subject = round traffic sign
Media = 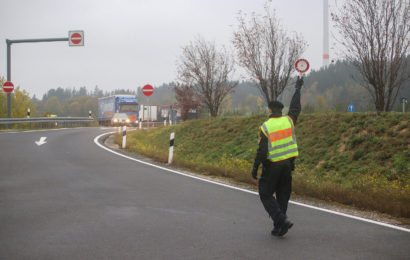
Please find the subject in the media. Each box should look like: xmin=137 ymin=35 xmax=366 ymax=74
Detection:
xmin=2 ymin=81 xmax=14 ymax=93
xmin=70 ymin=33 xmax=82 ymax=44
xmin=295 ymin=59 xmax=310 ymax=73
xmin=142 ymin=84 xmax=154 ymax=96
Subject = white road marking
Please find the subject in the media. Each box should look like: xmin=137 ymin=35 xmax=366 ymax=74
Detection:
xmin=35 ymin=137 xmax=47 ymax=146
xmin=94 ymin=132 xmax=410 ymax=233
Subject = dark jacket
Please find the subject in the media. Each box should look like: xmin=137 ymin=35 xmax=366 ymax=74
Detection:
xmin=252 ymin=88 xmax=301 ymax=170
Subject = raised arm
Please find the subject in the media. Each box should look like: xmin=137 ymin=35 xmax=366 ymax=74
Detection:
xmin=287 ymin=77 xmax=303 ymax=125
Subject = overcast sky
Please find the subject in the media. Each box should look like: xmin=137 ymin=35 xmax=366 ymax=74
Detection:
xmin=0 ymin=0 xmax=335 ymax=97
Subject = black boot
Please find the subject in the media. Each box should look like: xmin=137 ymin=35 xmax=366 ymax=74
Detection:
xmin=277 ymin=219 xmax=293 ymax=237
xmin=271 ymin=225 xmax=280 ymax=236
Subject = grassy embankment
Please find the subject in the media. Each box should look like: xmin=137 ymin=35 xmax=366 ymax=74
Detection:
xmin=117 ymin=113 xmax=410 ymax=219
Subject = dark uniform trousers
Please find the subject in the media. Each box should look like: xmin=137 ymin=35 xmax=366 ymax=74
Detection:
xmin=258 ymin=160 xmax=292 ymax=226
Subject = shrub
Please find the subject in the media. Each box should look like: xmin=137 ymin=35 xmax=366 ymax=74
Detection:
xmin=393 ymin=153 xmax=409 ymax=175
xmin=348 ymin=135 xmax=365 ymax=149
xmin=398 ymin=123 xmax=407 ymax=131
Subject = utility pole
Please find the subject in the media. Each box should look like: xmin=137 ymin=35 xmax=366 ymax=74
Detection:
xmin=323 ymin=0 xmax=330 ymax=67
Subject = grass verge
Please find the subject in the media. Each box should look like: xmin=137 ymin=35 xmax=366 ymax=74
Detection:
xmin=117 ymin=113 xmax=410 ymax=219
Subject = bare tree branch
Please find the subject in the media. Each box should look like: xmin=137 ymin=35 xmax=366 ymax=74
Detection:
xmin=176 ymin=37 xmax=238 ymax=117
xmin=232 ymin=5 xmax=306 ymax=103
xmin=174 ymin=83 xmax=199 ymax=121
xmin=332 ymin=0 xmax=410 ymax=112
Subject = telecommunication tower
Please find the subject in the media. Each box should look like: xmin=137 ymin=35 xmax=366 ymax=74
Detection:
xmin=323 ymin=0 xmax=330 ymax=67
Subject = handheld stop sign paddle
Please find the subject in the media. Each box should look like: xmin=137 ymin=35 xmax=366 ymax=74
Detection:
xmin=295 ymin=59 xmax=310 ymax=76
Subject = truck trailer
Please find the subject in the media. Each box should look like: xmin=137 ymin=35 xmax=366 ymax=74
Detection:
xmin=139 ymin=105 xmax=158 ymax=122
xmin=98 ymin=95 xmax=139 ymax=126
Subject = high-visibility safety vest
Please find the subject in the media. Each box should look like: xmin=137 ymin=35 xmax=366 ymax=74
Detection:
xmin=260 ymin=116 xmax=299 ymax=162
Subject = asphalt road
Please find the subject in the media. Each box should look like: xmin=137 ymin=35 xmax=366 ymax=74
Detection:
xmin=0 ymin=127 xmax=409 ymax=259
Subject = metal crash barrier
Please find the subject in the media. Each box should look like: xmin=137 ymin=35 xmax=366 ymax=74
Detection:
xmin=0 ymin=117 xmax=96 ymax=129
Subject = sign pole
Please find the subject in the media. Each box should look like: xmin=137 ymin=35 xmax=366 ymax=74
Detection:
xmin=147 ymin=97 xmax=151 ymax=129
xmin=142 ymin=84 xmax=154 ymax=129
xmin=6 ymin=40 xmax=11 ymax=120
xmin=4 ymin=31 xmax=84 ymax=123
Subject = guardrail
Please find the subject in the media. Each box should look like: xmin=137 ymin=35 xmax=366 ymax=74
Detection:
xmin=0 ymin=117 xmax=95 ymax=129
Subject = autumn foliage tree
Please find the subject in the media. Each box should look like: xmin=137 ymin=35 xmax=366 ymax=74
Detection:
xmin=233 ymin=4 xmax=306 ymax=104
xmin=0 ymin=77 xmax=36 ymax=118
xmin=177 ymin=37 xmax=237 ymax=117
xmin=174 ymin=83 xmax=198 ymax=121
xmin=332 ymin=0 xmax=410 ymax=112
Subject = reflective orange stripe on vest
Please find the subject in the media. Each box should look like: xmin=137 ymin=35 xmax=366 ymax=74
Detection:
xmin=269 ymin=128 xmax=293 ymax=142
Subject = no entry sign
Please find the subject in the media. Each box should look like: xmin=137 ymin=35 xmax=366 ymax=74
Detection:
xmin=295 ymin=59 xmax=310 ymax=73
xmin=142 ymin=84 xmax=154 ymax=96
xmin=2 ymin=81 xmax=14 ymax=93
xmin=69 ymin=31 xmax=84 ymax=46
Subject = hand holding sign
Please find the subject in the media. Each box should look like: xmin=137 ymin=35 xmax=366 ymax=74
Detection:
xmin=295 ymin=76 xmax=304 ymax=90
xmin=295 ymin=59 xmax=310 ymax=75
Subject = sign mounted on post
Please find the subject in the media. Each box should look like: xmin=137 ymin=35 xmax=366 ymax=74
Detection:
xmin=295 ymin=59 xmax=310 ymax=74
xmin=5 ymin=32 xmax=84 ymax=121
xmin=142 ymin=84 xmax=154 ymax=96
xmin=69 ymin=31 xmax=84 ymax=46
xmin=2 ymin=81 xmax=14 ymax=93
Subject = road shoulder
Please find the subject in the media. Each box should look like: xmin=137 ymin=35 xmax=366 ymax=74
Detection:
xmin=102 ymin=133 xmax=410 ymax=230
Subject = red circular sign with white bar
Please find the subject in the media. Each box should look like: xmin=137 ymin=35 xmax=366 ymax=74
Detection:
xmin=142 ymin=84 xmax=154 ymax=96
xmin=69 ymin=31 xmax=84 ymax=46
xmin=2 ymin=81 xmax=14 ymax=93
xmin=295 ymin=59 xmax=310 ymax=73
xmin=70 ymin=33 xmax=82 ymax=44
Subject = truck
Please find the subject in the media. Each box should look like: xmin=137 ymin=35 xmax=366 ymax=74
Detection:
xmin=139 ymin=105 xmax=158 ymax=122
xmin=98 ymin=95 xmax=139 ymax=126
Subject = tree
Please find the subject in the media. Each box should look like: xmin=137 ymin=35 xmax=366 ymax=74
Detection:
xmin=332 ymin=0 xmax=410 ymax=112
xmin=43 ymin=96 xmax=62 ymax=115
xmin=11 ymin=88 xmax=35 ymax=117
xmin=220 ymin=93 xmax=234 ymax=115
xmin=0 ymin=77 xmax=36 ymax=118
xmin=174 ymin=83 xmax=198 ymax=121
xmin=316 ymin=96 xmax=327 ymax=112
xmin=233 ymin=4 xmax=306 ymax=104
xmin=92 ymin=85 xmax=104 ymax=98
xmin=177 ymin=36 xmax=237 ymax=117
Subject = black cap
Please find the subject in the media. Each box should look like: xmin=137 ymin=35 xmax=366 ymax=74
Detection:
xmin=268 ymin=100 xmax=284 ymax=111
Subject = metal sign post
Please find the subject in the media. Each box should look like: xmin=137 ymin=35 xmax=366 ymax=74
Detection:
xmin=148 ymin=98 xmax=150 ymax=129
xmin=5 ymin=31 xmax=84 ymax=122
xmin=142 ymin=84 xmax=154 ymax=129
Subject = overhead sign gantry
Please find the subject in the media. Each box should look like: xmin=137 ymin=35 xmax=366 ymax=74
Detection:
xmin=4 ymin=30 xmax=84 ymax=120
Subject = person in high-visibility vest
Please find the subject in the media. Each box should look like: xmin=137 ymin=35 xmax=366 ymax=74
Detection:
xmin=251 ymin=77 xmax=303 ymax=237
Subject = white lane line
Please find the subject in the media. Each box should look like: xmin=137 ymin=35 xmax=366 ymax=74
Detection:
xmin=94 ymin=132 xmax=410 ymax=233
